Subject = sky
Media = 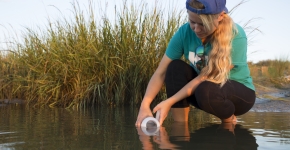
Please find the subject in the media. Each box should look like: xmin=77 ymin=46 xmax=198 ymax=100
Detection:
xmin=0 ymin=0 xmax=289 ymax=63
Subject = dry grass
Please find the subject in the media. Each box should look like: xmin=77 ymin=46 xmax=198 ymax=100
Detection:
xmin=249 ymin=58 xmax=290 ymax=88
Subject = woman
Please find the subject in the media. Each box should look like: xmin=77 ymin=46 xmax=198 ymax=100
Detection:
xmin=135 ymin=0 xmax=255 ymax=126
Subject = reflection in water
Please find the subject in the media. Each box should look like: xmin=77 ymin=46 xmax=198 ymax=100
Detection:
xmin=137 ymin=122 xmax=258 ymax=150
xmin=0 ymin=105 xmax=290 ymax=149
xmin=0 ymin=105 xmax=143 ymax=149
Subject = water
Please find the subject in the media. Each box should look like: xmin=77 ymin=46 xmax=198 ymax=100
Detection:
xmin=0 ymin=105 xmax=289 ymax=150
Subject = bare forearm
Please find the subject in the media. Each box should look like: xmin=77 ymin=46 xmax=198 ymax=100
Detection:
xmin=141 ymin=72 xmax=165 ymax=107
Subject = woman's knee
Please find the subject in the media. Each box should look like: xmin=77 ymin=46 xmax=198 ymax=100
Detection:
xmin=165 ymin=60 xmax=197 ymax=82
xmin=166 ymin=60 xmax=188 ymax=74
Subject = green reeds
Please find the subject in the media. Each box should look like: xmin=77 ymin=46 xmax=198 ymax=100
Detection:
xmin=0 ymin=1 xmax=185 ymax=108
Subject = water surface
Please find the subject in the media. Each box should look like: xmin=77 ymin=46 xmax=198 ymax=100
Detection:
xmin=0 ymin=105 xmax=289 ymax=150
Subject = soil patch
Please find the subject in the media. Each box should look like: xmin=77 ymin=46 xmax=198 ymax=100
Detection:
xmin=251 ymin=83 xmax=290 ymax=112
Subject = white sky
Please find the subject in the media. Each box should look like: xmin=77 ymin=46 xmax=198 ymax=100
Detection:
xmin=0 ymin=0 xmax=289 ymax=63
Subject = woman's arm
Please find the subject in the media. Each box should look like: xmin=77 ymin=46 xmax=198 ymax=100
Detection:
xmin=153 ymin=75 xmax=205 ymax=125
xmin=135 ymin=55 xmax=172 ymax=127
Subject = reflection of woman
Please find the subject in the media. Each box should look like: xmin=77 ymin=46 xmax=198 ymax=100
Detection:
xmin=137 ymin=123 xmax=258 ymax=150
xmin=135 ymin=0 xmax=255 ymax=126
xmin=173 ymin=123 xmax=258 ymax=149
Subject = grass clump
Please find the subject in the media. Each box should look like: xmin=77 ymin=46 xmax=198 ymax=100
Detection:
xmin=0 ymin=1 xmax=185 ymax=108
xmin=249 ymin=57 xmax=290 ymax=88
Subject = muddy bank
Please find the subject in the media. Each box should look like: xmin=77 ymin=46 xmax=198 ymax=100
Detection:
xmin=251 ymin=84 xmax=290 ymax=112
xmin=250 ymin=98 xmax=290 ymax=112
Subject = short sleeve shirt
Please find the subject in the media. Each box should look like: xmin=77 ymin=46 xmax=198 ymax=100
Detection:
xmin=165 ymin=23 xmax=255 ymax=90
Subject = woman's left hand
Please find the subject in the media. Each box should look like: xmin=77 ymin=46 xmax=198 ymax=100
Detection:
xmin=153 ymin=100 xmax=172 ymax=126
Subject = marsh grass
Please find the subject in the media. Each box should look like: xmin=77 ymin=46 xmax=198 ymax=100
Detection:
xmin=0 ymin=1 xmax=185 ymax=108
xmin=267 ymin=58 xmax=289 ymax=78
xmin=249 ymin=57 xmax=290 ymax=88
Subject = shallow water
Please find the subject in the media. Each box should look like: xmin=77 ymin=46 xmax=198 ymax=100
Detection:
xmin=0 ymin=105 xmax=289 ymax=150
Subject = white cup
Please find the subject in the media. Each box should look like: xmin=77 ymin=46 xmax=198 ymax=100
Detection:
xmin=140 ymin=111 xmax=160 ymax=136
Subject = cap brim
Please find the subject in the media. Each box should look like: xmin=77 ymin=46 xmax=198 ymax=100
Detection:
xmin=224 ymin=7 xmax=228 ymax=13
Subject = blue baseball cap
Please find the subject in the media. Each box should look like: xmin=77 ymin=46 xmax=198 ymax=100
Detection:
xmin=186 ymin=0 xmax=228 ymax=14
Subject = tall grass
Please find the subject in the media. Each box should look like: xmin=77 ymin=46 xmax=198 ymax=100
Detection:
xmin=267 ymin=57 xmax=289 ymax=78
xmin=249 ymin=57 xmax=290 ymax=88
xmin=0 ymin=1 xmax=185 ymax=108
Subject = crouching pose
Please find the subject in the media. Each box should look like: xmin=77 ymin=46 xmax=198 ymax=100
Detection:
xmin=135 ymin=0 xmax=255 ymax=126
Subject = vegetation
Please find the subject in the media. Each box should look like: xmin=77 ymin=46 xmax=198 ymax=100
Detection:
xmin=1 ymin=1 xmax=288 ymax=108
xmin=0 ymin=1 xmax=185 ymax=108
xmin=249 ymin=58 xmax=290 ymax=88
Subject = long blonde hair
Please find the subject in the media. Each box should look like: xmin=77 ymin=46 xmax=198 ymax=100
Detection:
xmin=189 ymin=0 xmax=237 ymax=86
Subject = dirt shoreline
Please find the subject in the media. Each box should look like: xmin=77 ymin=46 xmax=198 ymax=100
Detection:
xmin=251 ymin=84 xmax=290 ymax=112
xmin=250 ymin=98 xmax=290 ymax=112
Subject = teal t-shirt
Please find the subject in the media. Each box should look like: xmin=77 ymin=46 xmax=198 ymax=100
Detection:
xmin=165 ymin=23 xmax=255 ymax=91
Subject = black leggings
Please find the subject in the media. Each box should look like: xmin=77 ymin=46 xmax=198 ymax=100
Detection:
xmin=165 ymin=60 xmax=256 ymax=119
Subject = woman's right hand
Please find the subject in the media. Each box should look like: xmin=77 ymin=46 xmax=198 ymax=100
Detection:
xmin=135 ymin=55 xmax=172 ymax=127
xmin=135 ymin=105 xmax=153 ymax=127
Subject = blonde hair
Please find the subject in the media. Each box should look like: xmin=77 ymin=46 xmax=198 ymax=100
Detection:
xmin=189 ymin=0 xmax=237 ymax=86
